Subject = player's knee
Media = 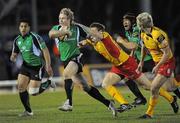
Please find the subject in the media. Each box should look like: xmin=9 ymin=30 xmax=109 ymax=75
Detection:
xmin=63 ymin=72 xmax=71 ymax=79
xmin=29 ymin=88 xmax=39 ymax=96
xmin=151 ymin=86 xmax=159 ymax=95
xmin=141 ymin=84 xmax=150 ymax=90
xmin=18 ymin=86 xmax=26 ymax=93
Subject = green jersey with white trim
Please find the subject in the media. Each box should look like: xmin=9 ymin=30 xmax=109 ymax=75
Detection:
xmin=51 ymin=24 xmax=87 ymax=61
xmin=12 ymin=32 xmax=47 ymax=66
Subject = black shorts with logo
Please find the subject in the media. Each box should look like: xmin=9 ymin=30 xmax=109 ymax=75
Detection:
xmin=63 ymin=53 xmax=84 ymax=74
xmin=19 ymin=62 xmax=44 ymax=81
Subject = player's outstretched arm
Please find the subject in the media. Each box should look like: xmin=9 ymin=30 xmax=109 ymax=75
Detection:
xmin=75 ymin=22 xmax=103 ymax=40
xmin=116 ymin=36 xmax=137 ymax=50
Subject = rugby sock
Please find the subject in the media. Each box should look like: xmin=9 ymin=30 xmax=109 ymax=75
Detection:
xmin=105 ymin=85 xmax=128 ymax=104
xmin=126 ymin=80 xmax=146 ymax=100
xmin=64 ymin=79 xmax=73 ymax=106
xmin=159 ymin=88 xmax=173 ymax=103
xmin=39 ymin=79 xmax=51 ymax=94
xmin=87 ymin=86 xmax=110 ymax=107
xmin=173 ymin=88 xmax=180 ymax=98
xmin=146 ymin=97 xmax=158 ymax=116
xmin=19 ymin=90 xmax=32 ymax=113
xmin=172 ymin=78 xmax=180 ymax=98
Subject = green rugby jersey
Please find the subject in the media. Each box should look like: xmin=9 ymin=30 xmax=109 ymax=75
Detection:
xmin=51 ymin=24 xmax=87 ymax=62
xmin=125 ymin=25 xmax=152 ymax=61
xmin=12 ymin=32 xmax=47 ymax=66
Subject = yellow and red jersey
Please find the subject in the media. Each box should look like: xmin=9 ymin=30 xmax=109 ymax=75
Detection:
xmin=86 ymin=32 xmax=129 ymax=66
xmin=141 ymin=26 xmax=173 ymax=62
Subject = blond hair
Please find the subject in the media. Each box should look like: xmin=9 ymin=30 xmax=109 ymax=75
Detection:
xmin=136 ymin=12 xmax=153 ymax=29
xmin=60 ymin=8 xmax=74 ymax=23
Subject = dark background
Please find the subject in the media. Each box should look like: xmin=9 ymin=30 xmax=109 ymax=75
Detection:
xmin=0 ymin=0 xmax=180 ymax=80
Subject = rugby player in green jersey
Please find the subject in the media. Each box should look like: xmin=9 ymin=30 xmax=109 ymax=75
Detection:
xmin=10 ymin=19 xmax=54 ymax=117
xmin=49 ymin=8 xmax=117 ymax=117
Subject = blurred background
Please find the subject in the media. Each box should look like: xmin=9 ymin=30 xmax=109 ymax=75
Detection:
xmin=0 ymin=0 xmax=180 ymax=81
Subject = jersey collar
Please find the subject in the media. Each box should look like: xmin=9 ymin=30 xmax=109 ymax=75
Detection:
xmin=20 ymin=32 xmax=30 ymax=39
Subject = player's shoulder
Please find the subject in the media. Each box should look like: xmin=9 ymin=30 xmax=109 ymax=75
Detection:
xmin=132 ymin=25 xmax=140 ymax=37
xmin=132 ymin=25 xmax=140 ymax=32
xmin=103 ymin=31 xmax=110 ymax=36
xmin=52 ymin=25 xmax=61 ymax=30
xmin=30 ymin=32 xmax=44 ymax=42
xmin=152 ymin=26 xmax=168 ymax=40
xmin=13 ymin=35 xmax=21 ymax=42
xmin=30 ymin=32 xmax=41 ymax=38
xmin=152 ymin=27 xmax=163 ymax=36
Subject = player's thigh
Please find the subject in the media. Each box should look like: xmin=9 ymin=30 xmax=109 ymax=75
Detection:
xmin=102 ymin=72 xmax=121 ymax=87
xmin=135 ymin=73 xmax=151 ymax=90
xmin=17 ymin=74 xmax=30 ymax=91
xmin=151 ymin=74 xmax=167 ymax=90
xmin=63 ymin=61 xmax=79 ymax=78
xmin=162 ymin=77 xmax=177 ymax=92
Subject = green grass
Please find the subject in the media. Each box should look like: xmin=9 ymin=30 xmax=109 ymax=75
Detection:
xmin=0 ymin=87 xmax=179 ymax=123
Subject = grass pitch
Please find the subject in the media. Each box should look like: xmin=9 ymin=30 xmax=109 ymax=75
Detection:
xmin=0 ymin=86 xmax=179 ymax=123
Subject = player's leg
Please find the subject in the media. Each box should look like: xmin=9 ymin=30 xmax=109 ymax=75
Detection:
xmin=134 ymin=71 xmax=176 ymax=110
xmin=102 ymin=72 xmax=133 ymax=113
xmin=172 ymin=76 xmax=180 ymax=98
xmin=114 ymin=57 xmax=147 ymax=106
xmin=139 ymin=74 xmax=178 ymax=118
xmin=17 ymin=74 xmax=33 ymax=117
xmin=125 ymin=79 xmax=147 ymax=106
xmin=72 ymin=73 xmax=117 ymax=117
xmin=59 ymin=61 xmax=78 ymax=111
xmin=28 ymin=66 xmax=54 ymax=96
xmin=102 ymin=72 xmax=129 ymax=105
xmin=173 ymin=87 xmax=180 ymax=98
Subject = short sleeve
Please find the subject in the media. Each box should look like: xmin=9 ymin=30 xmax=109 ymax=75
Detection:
xmin=76 ymin=25 xmax=87 ymax=38
xmin=12 ymin=36 xmax=20 ymax=53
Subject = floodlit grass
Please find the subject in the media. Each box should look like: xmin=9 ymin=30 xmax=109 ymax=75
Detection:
xmin=0 ymin=86 xmax=179 ymax=123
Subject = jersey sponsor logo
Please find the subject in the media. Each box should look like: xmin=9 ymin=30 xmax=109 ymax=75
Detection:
xmin=157 ymin=34 xmax=165 ymax=43
xmin=35 ymin=74 xmax=39 ymax=78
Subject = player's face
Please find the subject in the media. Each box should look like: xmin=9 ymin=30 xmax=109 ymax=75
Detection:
xmin=19 ymin=22 xmax=30 ymax=36
xmin=90 ymin=27 xmax=99 ymax=33
xmin=123 ymin=18 xmax=131 ymax=31
xmin=59 ymin=13 xmax=70 ymax=27
xmin=90 ymin=27 xmax=101 ymax=41
xmin=139 ymin=25 xmax=151 ymax=34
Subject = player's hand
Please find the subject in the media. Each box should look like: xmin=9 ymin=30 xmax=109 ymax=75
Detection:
xmin=60 ymin=26 xmax=72 ymax=37
xmin=10 ymin=54 xmax=17 ymax=62
xmin=79 ymin=40 xmax=87 ymax=47
xmin=45 ymin=65 xmax=53 ymax=77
